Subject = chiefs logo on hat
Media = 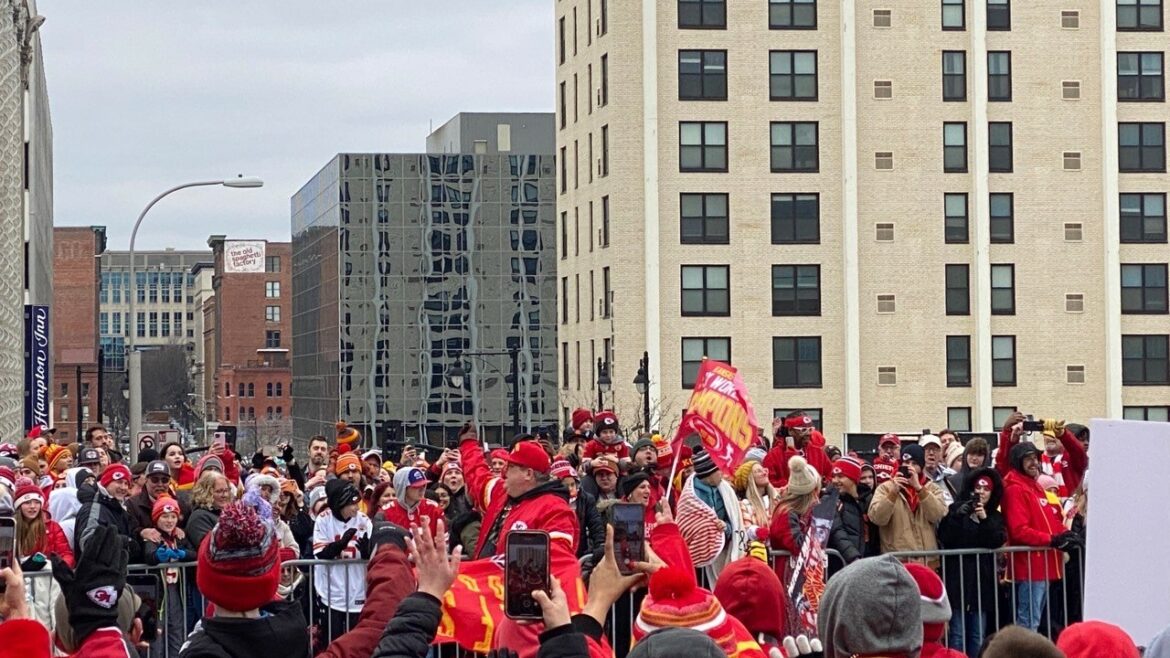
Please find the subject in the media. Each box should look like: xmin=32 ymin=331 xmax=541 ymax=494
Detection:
xmin=87 ymin=586 xmax=119 ymax=609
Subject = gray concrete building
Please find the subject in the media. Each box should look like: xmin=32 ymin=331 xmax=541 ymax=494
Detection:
xmin=292 ymin=115 xmax=558 ymax=447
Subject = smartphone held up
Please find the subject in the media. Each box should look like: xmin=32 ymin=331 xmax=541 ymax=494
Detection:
xmin=504 ymin=530 xmax=551 ymax=620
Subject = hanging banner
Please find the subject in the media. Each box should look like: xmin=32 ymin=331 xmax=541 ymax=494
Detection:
xmin=670 ymin=359 xmax=760 ymax=476
xmin=24 ymin=305 xmax=50 ymax=429
xmin=223 ymin=240 xmax=266 ymax=273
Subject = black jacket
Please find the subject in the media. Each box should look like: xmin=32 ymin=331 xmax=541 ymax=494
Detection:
xmin=186 ymin=507 xmax=221 ymax=554
xmin=178 ymin=600 xmax=309 ymax=658
xmin=371 ymin=592 xmax=442 ymax=658
xmin=285 ymin=508 xmax=315 ymax=558
xmin=74 ymin=483 xmax=136 ymax=554
xmin=828 ymin=487 xmax=870 ymax=563
xmin=574 ymin=491 xmax=606 ymax=559
xmin=938 ymin=467 xmax=1007 ymax=613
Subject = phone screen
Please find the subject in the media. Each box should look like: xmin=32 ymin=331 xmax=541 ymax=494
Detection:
xmin=0 ymin=516 xmax=14 ymax=591
xmin=611 ymin=503 xmax=646 ymax=576
xmin=504 ymin=531 xmax=550 ymax=620
xmin=127 ymin=574 xmax=159 ymax=641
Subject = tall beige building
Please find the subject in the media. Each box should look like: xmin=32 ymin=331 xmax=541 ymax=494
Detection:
xmin=554 ymin=0 xmax=1170 ymax=440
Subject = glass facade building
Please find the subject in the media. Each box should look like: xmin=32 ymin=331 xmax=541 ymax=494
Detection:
xmin=292 ymin=152 xmax=558 ymax=447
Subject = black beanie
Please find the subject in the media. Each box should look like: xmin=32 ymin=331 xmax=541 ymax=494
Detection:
xmin=325 ymin=478 xmax=360 ymax=520
xmin=619 ymin=471 xmax=651 ymax=500
xmin=900 ymin=444 xmax=926 ymax=470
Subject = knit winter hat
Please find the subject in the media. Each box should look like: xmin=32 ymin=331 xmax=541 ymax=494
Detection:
xmin=13 ymin=478 xmax=43 ymax=509
xmin=335 ymin=452 xmax=361 ymax=476
xmin=818 ymin=555 xmax=922 ymax=658
xmin=714 ymin=556 xmax=785 ymax=640
xmin=20 ymin=454 xmax=41 ymax=477
xmin=100 ymin=463 xmax=132 ymax=488
xmin=571 ymin=407 xmax=593 ymax=429
xmin=631 ymin=437 xmax=656 ymax=457
xmin=196 ymin=501 xmax=281 ymax=612
xmin=152 ymin=495 xmax=182 ymax=523
xmin=904 ymin=561 xmax=951 ymax=623
xmin=786 ymin=455 xmax=819 ymax=496
xmin=194 ymin=454 xmax=224 ymax=479
xmin=831 ymin=456 xmax=864 ymax=485
xmin=628 ymin=628 xmax=727 ymax=658
xmin=634 ymin=566 xmax=762 ymax=657
xmin=325 ymin=478 xmax=360 ymax=520
xmin=732 ymin=461 xmax=756 ymax=494
xmin=619 ymin=471 xmax=651 ymax=500
xmin=691 ymin=448 xmax=719 ymax=480
xmin=1056 ymin=621 xmax=1140 ymax=658
xmin=0 ymin=465 xmax=13 ymax=490
xmin=278 ymin=546 xmax=298 ymax=564
xmin=1036 ymin=474 xmax=1060 ymax=492
xmin=335 ymin=420 xmax=361 ymax=447
xmin=900 ymin=444 xmax=926 ymax=470
xmin=594 ymin=410 xmax=621 ymax=435
xmin=550 ymin=460 xmax=578 ymax=480
xmin=42 ymin=444 xmax=70 ymax=471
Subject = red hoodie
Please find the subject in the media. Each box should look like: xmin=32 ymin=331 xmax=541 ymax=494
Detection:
xmin=763 ymin=442 xmax=832 ymax=489
xmin=995 ymin=427 xmax=1087 ymax=495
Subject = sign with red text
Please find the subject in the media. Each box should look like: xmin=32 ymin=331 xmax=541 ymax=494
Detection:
xmin=671 ymin=359 xmax=760 ymax=476
xmin=223 ymin=240 xmax=266 ymax=273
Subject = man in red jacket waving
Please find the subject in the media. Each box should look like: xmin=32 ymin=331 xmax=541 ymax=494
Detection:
xmin=762 ymin=413 xmax=832 ymax=489
xmin=457 ymin=424 xmax=578 ymax=559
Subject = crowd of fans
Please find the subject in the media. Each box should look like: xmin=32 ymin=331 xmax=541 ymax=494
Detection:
xmin=0 ymin=411 xmax=1161 ymax=658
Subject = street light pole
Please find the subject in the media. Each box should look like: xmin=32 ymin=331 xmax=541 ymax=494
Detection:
xmin=446 ymin=347 xmax=523 ymax=440
xmin=634 ymin=351 xmax=650 ymax=432
xmin=509 ymin=346 xmax=520 ymax=437
xmin=596 ymin=358 xmax=611 ymax=410
xmin=128 ymin=177 xmax=262 ymax=462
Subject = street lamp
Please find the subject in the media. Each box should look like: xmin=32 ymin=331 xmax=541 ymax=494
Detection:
xmin=128 ymin=176 xmax=263 ymax=462
xmin=447 ymin=349 xmax=521 ymax=437
xmin=633 ymin=351 xmax=650 ymax=432
xmin=446 ymin=362 xmax=466 ymax=390
xmin=596 ymin=358 xmax=612 ymax=410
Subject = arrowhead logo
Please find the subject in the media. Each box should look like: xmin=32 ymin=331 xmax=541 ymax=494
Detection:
xmin=87 ymin=585 xmax=118 ymax=609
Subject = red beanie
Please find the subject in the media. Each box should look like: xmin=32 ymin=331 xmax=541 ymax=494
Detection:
xmin=152 ymin=496 xmax=182 ymax=524
xmin=1056 ymin=621 xmax=1140 ymax=658
xmin=714 ymin=557 xmax=785 ymax=639
xmin=571 ymin=407 xmax=593 ymax=429
xmin=831 ymin=456 xmax=864 ymax=484
xmin=13 ymin=478 xmax=43 ymax=509
xmin=635 ymin=566 xmax=761 ymax=656
xmin=196 ymin=502 xmax=282 ymax=612
xmin=278 ymin=546 xmax=298 ymax=564
xmin=905 ymin=562 xmax=952 ymax=643
xmin=100 ymin=464 xmax=132 ymax=488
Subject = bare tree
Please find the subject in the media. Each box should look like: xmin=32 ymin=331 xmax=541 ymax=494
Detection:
xmin=140 ymin=344 xmax=199 ymax=435
xmin=102 ymin=372 xmax=129 ymax=438
xmin=560 ymin=390 xmax=684 ymax=438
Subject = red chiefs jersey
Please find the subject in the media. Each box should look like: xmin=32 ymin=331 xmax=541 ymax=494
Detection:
xmin=583 ymin=438 xmax=629 ymax=461
xmin=380 ymin=498 xmax=444 ymax=537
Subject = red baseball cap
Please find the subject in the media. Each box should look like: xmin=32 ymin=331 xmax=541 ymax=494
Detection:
xmin=505 ymin=441 xmax=551 ymax=474
xmin=878 ymin=433 xmax=902 ymax=447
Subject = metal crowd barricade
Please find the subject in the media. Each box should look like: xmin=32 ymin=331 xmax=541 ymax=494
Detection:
xmin=15 ymin=544 xmax=1085 ymax=658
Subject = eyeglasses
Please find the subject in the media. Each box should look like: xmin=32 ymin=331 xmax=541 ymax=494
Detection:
xmin=147 ymin=476 xmax=169 ymax=484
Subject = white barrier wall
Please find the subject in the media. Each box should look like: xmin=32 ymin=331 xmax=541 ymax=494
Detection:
xmin=1084 ymin=419 xmax=1170 ymax=646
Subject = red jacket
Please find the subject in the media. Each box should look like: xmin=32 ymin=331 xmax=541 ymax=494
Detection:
xmin=380 ymin=498 xmax=444 ymax=537
xmin=459 ymin=439 xmax=578 ymax=559
xmin=995 ymin=427 xmax=1087 ymax=495
xmin=582 ymin=438 xmax=628 ymax=461
xmin=1002 ymin=469 xmax=1065 ymax=582
xmin=318 ymin=545 xmax=415 ymax=658
xmin=30 ymin=518 xmax=75 ymax=568
xmin=763 ymin=443 xmax=832 ymax=489
xmin=0 ymin=619 xmax=137 ymax=658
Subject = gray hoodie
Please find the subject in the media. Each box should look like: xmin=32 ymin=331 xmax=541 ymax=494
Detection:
xmin=817 ymin=554 xmax=923 ymax=658
xmin=628 ymin=628 xmax=725 ymax=658
xmin=1148 ymin=625 xmax=1170 ymax=658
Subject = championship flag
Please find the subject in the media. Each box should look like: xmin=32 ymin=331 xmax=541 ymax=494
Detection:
xmin=784 ymin=489 xmax=839 ymax=637
xmin=669 ymin=358 xmax=760 ymax=477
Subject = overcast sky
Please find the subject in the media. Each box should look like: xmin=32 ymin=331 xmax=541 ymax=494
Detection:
xmin=39 ymin=1 xmax=553 ymax=251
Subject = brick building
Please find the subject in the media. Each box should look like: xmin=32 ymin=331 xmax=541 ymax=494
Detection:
xmin=208 ymin=236 xmax=292 ymax=450
xmin=51 ymin=226 xmax=106 ymax=443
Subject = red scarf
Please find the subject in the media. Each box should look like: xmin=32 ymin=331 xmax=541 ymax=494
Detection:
xmin=899 ymin=477 xmax=927 ymax=513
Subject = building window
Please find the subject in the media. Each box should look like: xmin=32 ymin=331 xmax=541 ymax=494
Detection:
xmin=1067 ymin=365 xmax=1086 ymax=384
xmin=561 ymin=343 xmax=569 ymax=387
xmin=137 ymin=312 xmax=145 ymax=338
xmin=942 ymin=0 xmax=965 ymax=28
xmin=771 ymin=193 xmax=820 ymax=243
xmin=678 ymin=0 xmax=727 ymax=28
xmin=60 ymin=404 xmax=68 ymax=421
xmin=680 ymin=193 xmax=730 ymax=244
xmin=1063 ymin=80 xmax=1081 ymax=99
xmin=877 ymin=366 xmax=897 ymax=385
xmin=1064 ymin=292 xmax=1085 ymax=312
xmin=682 ymin=337 xmax=731 ymax=388
xmin=1123 ymin=334 xmax=1170 ymax=384
xmin=601 ymin=125 xmax=609 ymax=176
xmin=992 ymin=335 xmax=1017 ymax=386
xmin=769 ymin=51 xmax=818 ymax=100
xmin=276 ymin=382 xmax=282 ymax=397
xmin=601 ymin=196 xmax=611 ymax=246
xmin=1121 ymin=193 xmax=1168 ymax=242
xmin=773 ymin=337 xmax=822 ymax=388
xmin=602 ymin=266 xmax=612 ymax=317
xmin=161 ymin=314 xmax=170 ymax=337
xmin=770 ymin=0 xmax=816 ymax=28
xmin=679 ymin=50 xmax=728 ymax=100
xmin=148 ymin=312 xmax=158 ymax=338
xmin=873 ymin=8 xmax=892 ymax=26
xmin=991 ymin=406 xmax=1017 ymax=429
xmin=267 ymin=382 xmax=274 ymax=397
xmin=942 ymin=51 xmax=967 ymax=101
xmin=988 ymin=51 xmax=1012 ymax=101
xmin=946 ymin=264 xmax=970 ymax=315
xmin=1065 ymin=222 xmax=1084 ymax=241
xmin=990 ymin=193 xmax=1014 ymax=243
xmin=247 ymin=383 xmax=255 ymax=398
xmin=559 ymin=82 xmax=566 ymax=129
xmin=987 ymin=0 xmax=1010 ymax=29
xmin=946 ymin=335 xmax=971 ymax=387
xmin=600 ymin=0 xmax=608 ymax=34
xmin=560 ymin=212 xmax=568 ymax=258
xmin=877 ymin=294 xmax=896 ymax=313
xmin=989 ymin=122 xmax=1013 ymax=172
xmin=265 ymin=330 xmax=281 ymax=348
xmin=1124 ymin=406 xmax=1170 ymax=421
xmin=991 ymin=264 xmax=1016 ymax=314
xmin=947 ymin=407 xmax=973 ymax=431
xmin=561 ymin=277 xmax=569 ymax=324
xmin=1122 ymin=264 xmax=1169 ymax=313
xmin=560 ymin=146 xmax=567 ymax=192
xmin=265 ymin=305 xmax=280 ymax=322
xmin=1064 ymin=151 xmax=1082 ymax=170
xmin=265 ymin=281 xmax=280 ymax=298
xmin=1117 ymin=0 xmax=1163 ymax=30
xmin=681 ymin=265 xmax=730 ymax=316
xmin=875 ymin=152 xmax=894 ymax=169
xmin=874 ymin=80 xmax=893 ymax=98
xmin=265 ymin=256 xmax=280 ymax=272
xmin=558 ymin=16 xmax=566 ymax=64
xmin=944 ymin=122 xmax=968 ymax=172
xmin=1118 ymin=52 xmax=1165 ymax=101
xmin=944 ymin=193 xmax=969 ymax=243
xmin=1119 ymin=122 xmax=1166 ymax=172
xmin=772 ymin=265 xmax=821 ymax=316
xmin=680 ymin=122 xmax=728 ymax=172
xmin=876 ymin=223 xmax=895 ymax=241
xmin=770 ymin=122 xmax=819 ymax=172
xmin=1062 ymin=10 xmax=1080 ymax=28
xmin=238 ymin=383 xmax=245 ymax=398
xmin=600 ymin=54 xmax=609 ymax=106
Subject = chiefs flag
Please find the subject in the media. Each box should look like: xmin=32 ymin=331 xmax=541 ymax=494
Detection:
xmin=671 ymin=359 xmax=760 ymax=477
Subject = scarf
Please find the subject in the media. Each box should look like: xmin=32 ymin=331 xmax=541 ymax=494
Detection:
xmin=899 ymin=478 xmax=926 ymax=513
xmin=1041 ymin=453 xmax=1067 ymax=496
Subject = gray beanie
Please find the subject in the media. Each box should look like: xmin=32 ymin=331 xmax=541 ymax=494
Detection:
xmin=1148 ymin=624 xmax=1170 ymax=658
xmin=628 ymin=628 xmax=726 ymax=658
xmin=818 ymin=554 xmax=923 ymax=658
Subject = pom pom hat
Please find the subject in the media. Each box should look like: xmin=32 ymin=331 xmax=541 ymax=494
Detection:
xmin=335 ymin=421 xmax=361 ymax=447
xmin=785 ymin=455 xmax=820 ymax=496
xmin=196 ymin=501 xmax=281 ymax=612
xmin=152 ymin=496 xmax=182 ymax=523
xmin=100 ymin=463 xmax=132 ymax=488
xmin=634 ymin=566 xmax=764 ymax=657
